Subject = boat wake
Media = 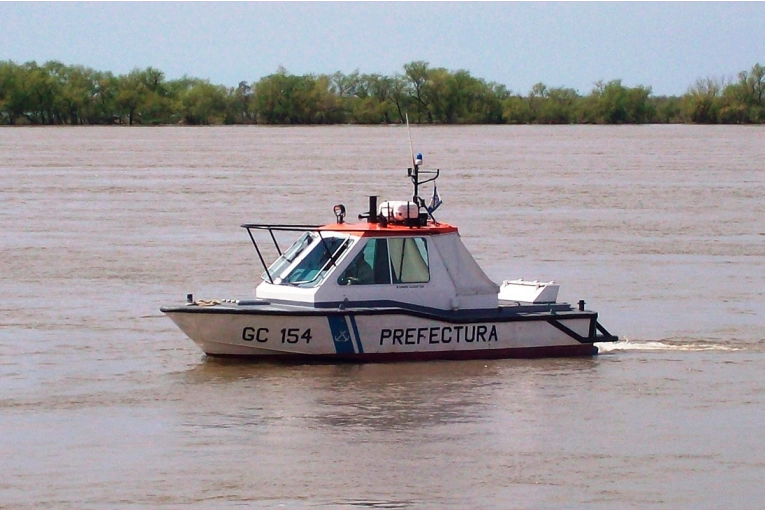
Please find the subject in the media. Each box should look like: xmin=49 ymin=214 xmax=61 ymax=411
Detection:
xmin=597 ymin=338 xmax=742 ymax=353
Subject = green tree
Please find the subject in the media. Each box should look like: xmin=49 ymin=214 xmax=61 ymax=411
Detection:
xmin=586 ymin=79 xmax=654 ymax=124
xmin=650 ymin=95 xmax=682 ymax=123
xmin=389 ymin=74 xmax=414 ymax=124
xmin=253 ymin=69 xmax=343 ymax=124
xmin=352 ymin=73 xmax=396 ymax=124
xmin=59 ymin=65 xmax=101 ymax=124
xmin=537 ymin=86 xmax=579 ymax=124
xmin=718 ymin=63 xmax=765 ymax=123
xmin=176 ymin=79 xmax=229 ymax=125
xmin=253 ymin=68 xmax=294 ymax=124
xmin=682 ymin=77 xmax=726 ymax=123
xmin=19 ymin=61 xmax=62 ymax=124
xmin=502 ymin=94 xmax=533 ymax=124
xmin=426 ymin=69 xmax=505 ymax=124
xmin=116 ymin=69 xmax=146 ymax=125
xmin=115 ymin=67 xmax=175 ymax=125
xmin=230 ymin=81 xmax=255 ymax=124
xmin=91 ymin=71 xmax=120 ymax=124
xmin=422 ymin=67 xmax=452 ymax=123
xmin=0 ymin=60 xmax=28 ymax=124
xmin=403 ymin=61 xmax=431 ymax=123
xmin=305 ymin=74 xmax=345 ymax=124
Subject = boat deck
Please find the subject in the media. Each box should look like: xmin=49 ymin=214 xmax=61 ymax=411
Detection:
xmin=163 ymin=298 xmax=583 ymax=322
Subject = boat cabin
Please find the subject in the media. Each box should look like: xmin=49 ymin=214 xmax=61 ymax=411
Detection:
xmin=245 ymin=214 xmax=501 ymax=311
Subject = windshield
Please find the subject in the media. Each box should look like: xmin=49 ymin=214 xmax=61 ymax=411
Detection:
xmin=281 ymin=236 xmax=351 ymax=287
xmin=263 ymin=232 xmax=314 ymax=282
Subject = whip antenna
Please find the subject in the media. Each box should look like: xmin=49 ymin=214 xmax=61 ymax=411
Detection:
xmin=406 ymin=113 xmax=416 ymax=170
xmin=405 ymin=113 xmax=424 ymax=200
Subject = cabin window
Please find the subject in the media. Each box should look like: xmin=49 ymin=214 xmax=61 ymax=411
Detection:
xmin=278 ymin=235 xmax=351 ymax=287
xmin=389 ymin=237 xmax=429 ymax=283
xmin=338 ymin=237 xmax=429 ymax=285
xmin=338 ymin=238 xmax=391 ymax=285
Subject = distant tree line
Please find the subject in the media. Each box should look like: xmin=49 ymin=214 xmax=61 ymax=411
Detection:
xmin=1 ymin=60 xmax=763 ymax=126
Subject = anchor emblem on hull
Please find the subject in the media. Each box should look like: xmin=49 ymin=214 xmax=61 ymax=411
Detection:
xmin=333 ymin=329 xmax=351 ymax=343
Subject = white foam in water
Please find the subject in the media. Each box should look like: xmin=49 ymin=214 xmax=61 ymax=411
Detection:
xmin=596 ymin=338 xmax=740 ymax=353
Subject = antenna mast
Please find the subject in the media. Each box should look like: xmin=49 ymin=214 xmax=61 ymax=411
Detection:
xmin=405 ymin=114 xmax=439 ymax=209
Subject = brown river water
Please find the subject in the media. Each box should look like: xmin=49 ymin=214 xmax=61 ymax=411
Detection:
xmin=1 ymin=125 xmax=764 ymax=508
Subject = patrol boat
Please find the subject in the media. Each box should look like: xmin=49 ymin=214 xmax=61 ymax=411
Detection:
xmin=161 ymin=153 xmax=617 ymax=361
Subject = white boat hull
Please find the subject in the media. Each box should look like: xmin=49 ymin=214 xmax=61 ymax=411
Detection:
xmin=162 ymin=303 xmax=614 ymax=361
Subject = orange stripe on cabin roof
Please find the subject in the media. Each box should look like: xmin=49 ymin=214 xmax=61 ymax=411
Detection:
xmin=316 ymin=222 xmax=458 ymax=237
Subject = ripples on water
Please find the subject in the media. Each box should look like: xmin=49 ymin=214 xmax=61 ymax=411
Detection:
xmin=1 ymin=125 xmax=764 ymax=509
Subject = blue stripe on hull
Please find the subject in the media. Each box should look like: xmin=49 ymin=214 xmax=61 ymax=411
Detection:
xmin=327 ymin=315 xmax=356 ymax=354
xmin=349 ymin=315 xmax=364 ymax=354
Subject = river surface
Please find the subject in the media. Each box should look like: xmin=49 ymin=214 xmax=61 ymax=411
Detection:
xmin=1 ymin=125 xmax=764 ymax=509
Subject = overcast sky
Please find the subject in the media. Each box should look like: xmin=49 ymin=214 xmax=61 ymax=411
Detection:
xmin=2 ymin=2 xmax=764 ymax=96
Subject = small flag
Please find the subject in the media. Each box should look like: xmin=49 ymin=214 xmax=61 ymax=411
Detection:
xmin=427 ymin=183 xmax=442 ymax=214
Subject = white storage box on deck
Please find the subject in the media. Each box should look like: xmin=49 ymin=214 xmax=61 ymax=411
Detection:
xmin=379 ymin=201 xmax=419 ymax=222
xmin=498 ymin=279 xmax=559 ymax=303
